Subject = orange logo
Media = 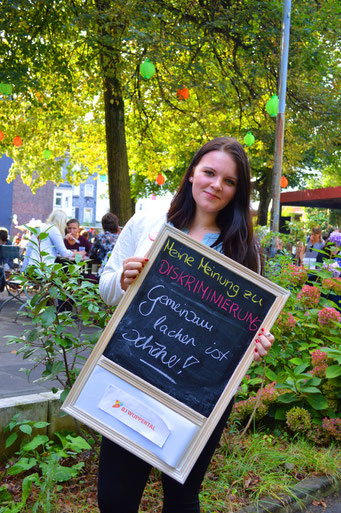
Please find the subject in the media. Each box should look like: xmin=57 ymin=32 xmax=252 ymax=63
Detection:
xmin=113 ymin=400 xmax=123 ymax=408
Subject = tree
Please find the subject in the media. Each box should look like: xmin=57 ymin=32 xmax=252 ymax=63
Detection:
xmin=1 ymin=0 xmax=339 ymax=225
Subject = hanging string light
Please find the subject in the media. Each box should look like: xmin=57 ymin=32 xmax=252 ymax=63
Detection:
xmin=280 ymin=176 xmax=288 ymax=188
xmin=139 ymin=59 xmax=156 ymax=79
xmin=156 ymin=172 xmax=166 ymax=185
xmin=13 ymin=136 xmax=22 ymax=147
xmin=176 ymin=86 xmax=189 ymax=101
xmin=0 ymin=83 xmax=12 ymax=95
xmin=243 ymin=132 xmax=255 ymax=146
xmin=266 ymin=95 xmax=279 ymax=117
xmin=43 ymin=149 xmax=52 ymax=159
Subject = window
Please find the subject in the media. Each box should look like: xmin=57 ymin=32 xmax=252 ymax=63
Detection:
xmin=84 ymin=184 xmax=94 ymax=197
xmin=83 ymin=208 xmax=93 ymax=224
xmin=54 ymin=192 xmax=62 ymax=207
xmin=65 ymin=196 xmax=70 ymax=208
xmin=73 ymin=185 xmax=80 ymax=196
xmin=72 ymin=207 xmax=80 ymax=219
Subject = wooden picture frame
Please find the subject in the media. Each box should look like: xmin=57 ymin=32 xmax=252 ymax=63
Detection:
xmin=62 ymin=224 xmax=289 ymax=483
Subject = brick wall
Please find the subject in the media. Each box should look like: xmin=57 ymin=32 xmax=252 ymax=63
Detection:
xmin=11 ymin=177 xmax=54 ymax=234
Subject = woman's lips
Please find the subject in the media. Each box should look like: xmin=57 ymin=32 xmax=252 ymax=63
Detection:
xmin=204 ymin=191 xmax=219 ymax=199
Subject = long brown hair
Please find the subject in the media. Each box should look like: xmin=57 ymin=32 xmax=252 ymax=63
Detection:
xmin=167 ymin=137 xmax=259 ymax=272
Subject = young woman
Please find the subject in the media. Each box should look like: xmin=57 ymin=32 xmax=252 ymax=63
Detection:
xmin=299 ymin=226 xmax=325 ymax=269
xmin=22 ymin=210 xmax=76 ymax=269
xmin=98 ymin=137 xmax=274 ymax=513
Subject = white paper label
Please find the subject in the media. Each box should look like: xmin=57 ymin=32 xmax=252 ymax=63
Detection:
xmin=99 ymin=385 xmax=170 ymax=447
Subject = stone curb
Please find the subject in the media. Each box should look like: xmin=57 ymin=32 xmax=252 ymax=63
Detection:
xmin=238 ymin=475 xmax=341 ymax=513
xmin=0 ymin=391 xmax=78 ymax=461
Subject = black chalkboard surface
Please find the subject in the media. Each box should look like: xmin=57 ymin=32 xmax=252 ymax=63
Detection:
xmin=103 ymin=234 xmax=276 ymax=417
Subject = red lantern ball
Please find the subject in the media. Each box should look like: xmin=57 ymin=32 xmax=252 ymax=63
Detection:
xmin=0 ymin=130 xmax=4 ymax=141
xmin=176 ymin=86 xmax=189 ymax=101
xmin=280 ymin=176 xmax=288 ymax=188
xmin=13 ymin=136 xmax=23 ymax=147
xmin=156 ymin=173 xmax=165 ymax=186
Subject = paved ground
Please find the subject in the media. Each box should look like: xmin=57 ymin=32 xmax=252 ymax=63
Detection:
xmin=307 ymin=491 xmax=341 ymax=513
xmin=0 ymin=290 xmax=58 ymax=398
xmin=0 ymin=289 xmax=94 ymax=399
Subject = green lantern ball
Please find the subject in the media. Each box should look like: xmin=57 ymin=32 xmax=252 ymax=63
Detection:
xmin=244 ymin=132 xmax=255 ymax=146
xmin=139 ymin=59 xmax=156 ymax=79
xmin=0 ymin=83 xmax=12 ymax=95
xmin=266 ymin=95 xmax=279 ymax=117
xmin=43 ymin=149 xmax=52 ymax=159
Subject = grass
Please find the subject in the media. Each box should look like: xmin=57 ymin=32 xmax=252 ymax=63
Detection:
xmin=1 ymin=430 xmax=340 ymax=512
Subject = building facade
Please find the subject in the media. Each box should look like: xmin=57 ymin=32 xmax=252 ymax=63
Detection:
xmin=0 ymin=154 xmax=54 ymax=235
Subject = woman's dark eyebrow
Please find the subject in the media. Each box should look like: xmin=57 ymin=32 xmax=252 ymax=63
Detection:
xmin=202 ymin=166 xmax=238 ymax=181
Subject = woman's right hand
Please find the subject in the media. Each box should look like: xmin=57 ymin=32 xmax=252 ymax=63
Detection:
xmin=120 ymin=257 xmax=149 ymax=291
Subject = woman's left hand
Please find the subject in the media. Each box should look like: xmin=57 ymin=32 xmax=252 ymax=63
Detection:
xmin=253 ymin=328 xmax=274 ymax=362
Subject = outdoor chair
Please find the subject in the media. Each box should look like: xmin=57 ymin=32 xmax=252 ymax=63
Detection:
xmin=0 ymin=245 xmax=29 ymax=317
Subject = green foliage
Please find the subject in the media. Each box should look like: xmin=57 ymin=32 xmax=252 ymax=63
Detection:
xmin=1 ymin=414 xmax=92 ymax=513
xmin=0 ymin=0 xmax=339 ymax=223
xmin=6 ymin=227 xmax=115 ymax=399
xmin=232 ymin=238 xmax=341 ymax=443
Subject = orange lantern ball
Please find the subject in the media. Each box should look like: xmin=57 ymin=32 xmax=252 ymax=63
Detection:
xmin=0 ymin=130 xmax=4 ymax=141
xmin=280 ymin=176 xmax=288 ymax=188
xmin=156 ymin=173 xmax=166 ymax=186
xmin=13 ymin=136 xmax=23 ymax=147
xmin=176 ymin=86 xmax=189 ymax=101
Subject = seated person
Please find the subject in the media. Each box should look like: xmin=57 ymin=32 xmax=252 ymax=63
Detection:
xmin=23 ymin=210 xmax=81 ymax=270
xmin=0 ymin=227 xmax=14 ymax=270
xmin=64 ymin=219 xmax=92 ymax=255
xmin=89 ymin=213 xmax=121 ymax=276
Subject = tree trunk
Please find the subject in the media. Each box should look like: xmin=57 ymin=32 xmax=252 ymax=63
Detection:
xmin=256 ymin=169 xmax=273 ymax=226
xmin=103 ymin=75 xmax=132 ymax=225
xmin=94 ymin=0 xmax=132 ymax=225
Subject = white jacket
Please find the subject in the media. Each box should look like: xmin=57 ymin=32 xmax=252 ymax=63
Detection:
xmin=99 ymin=212 xmax=167 ymax=306
xmin=23 ymin=224 xmax=73 ymax=270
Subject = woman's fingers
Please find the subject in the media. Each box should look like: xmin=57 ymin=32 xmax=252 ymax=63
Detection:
xmin=121 ymin=257 xmax=149 ymax=290
xmin=253 ymin=328 xmax=274 ymax=362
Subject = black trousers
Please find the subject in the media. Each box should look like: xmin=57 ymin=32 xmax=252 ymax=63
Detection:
xmin=98 ymin=400 xmax=233 ymax=513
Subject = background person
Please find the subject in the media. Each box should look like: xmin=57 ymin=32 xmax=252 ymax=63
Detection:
xmin=0 ymin=227 xmax=14 ymax=272
xmin=299 ymin=226 xmax=325 ymax=269
xmin=98 ymin=137 xmax=274 ymax=513
xmin=64 ymin=218 xmax=92 ymax=255
xmin=89 ymin=213 xmax=121 ymax=276
xmin=22 ymin=210 xmax=79 ymax=270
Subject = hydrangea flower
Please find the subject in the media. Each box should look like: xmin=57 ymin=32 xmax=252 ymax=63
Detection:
xmin=329 ymin=231 xmax=341 ymax=247
xmin=287 ymin=264 xmax=308 ymax=287
xmin=322 ymin=277 xmax=341 ymax=295
xmin=297 ymin=285 xmax=321 ymax=308
xmin=277 ymin=311 xmax=296 ymax=331
xmin=311 ymin=349 xmax=328 ymax=377
xmin=318 ymin=307 xmax=341 ymax=328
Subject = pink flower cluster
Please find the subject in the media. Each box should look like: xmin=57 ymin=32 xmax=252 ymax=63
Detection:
xmin=322 ymin=278 xmax=341 ymax=295
xmin=288 ymin=264 xmax=308 ymax=287
xmin=318 ymin=307 xmax=341 ymax=328
xmin=322 ymin=417 xmax=341 ymax=442
xmin=256 ymin=381 xmax=279 ymax=404
xmin=297 ymin=285 xmax=321 ymax=308
xmin=311 ymin=350 xmax=328 ymax=377
xmin=277 ymin=311 xmax=296 ymax=332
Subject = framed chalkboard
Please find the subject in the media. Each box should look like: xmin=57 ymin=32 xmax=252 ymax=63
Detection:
xmin=62 ymin=224 xmax=289 ymax=483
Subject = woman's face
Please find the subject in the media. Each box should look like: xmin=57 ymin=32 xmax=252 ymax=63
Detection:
xmin=190 ymin=150 xmax=238 ymax=216
xmin=67 ymin=222 xmax=80 ymax=237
